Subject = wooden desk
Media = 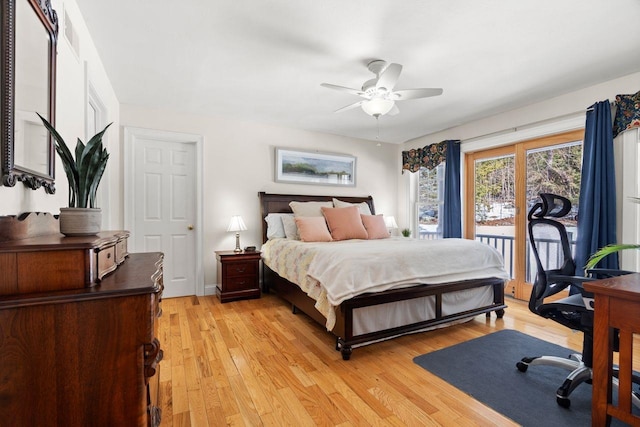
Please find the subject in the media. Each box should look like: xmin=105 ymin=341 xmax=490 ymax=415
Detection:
xmin=584 ymin=273 xmax=640 ymax=426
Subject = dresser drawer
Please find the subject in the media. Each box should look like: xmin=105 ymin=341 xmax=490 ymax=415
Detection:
xmin=115 ymin=238 xmax=128 ymax=264
xmin=224 ymin=261 xmax=258 ymax=278
xmin=224 ymin=275 xmax=258 ymax=292
xmin=97 ymin=245 xmax=117 ymax=280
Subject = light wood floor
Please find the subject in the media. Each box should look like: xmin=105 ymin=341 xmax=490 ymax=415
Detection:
xmin=156 ymin=294 xmax=587 ymax=426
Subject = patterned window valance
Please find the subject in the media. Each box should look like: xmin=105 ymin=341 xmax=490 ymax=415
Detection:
xmin=613 ymin=90 xmax=640 ymax=138
xmin=402 ymin=141 xmax=447 ymax=173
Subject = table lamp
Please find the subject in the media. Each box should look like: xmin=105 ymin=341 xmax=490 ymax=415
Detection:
xmin=227 ymin=215 xmax=247 ymax=253
xmin=384 ymin=216 xmax=398 ymax=235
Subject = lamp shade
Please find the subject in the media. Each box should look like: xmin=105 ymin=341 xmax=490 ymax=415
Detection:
xmin=384 ymin=216 xmax=398 ymax=229
xmin=227 ymin=215 xmax=247 ymax=232
xmin=361 ymin=98 xmax=395 ymax=116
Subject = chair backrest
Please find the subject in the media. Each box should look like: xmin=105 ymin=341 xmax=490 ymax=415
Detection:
xmin=527 ymin=193 xmax=575 ymax=313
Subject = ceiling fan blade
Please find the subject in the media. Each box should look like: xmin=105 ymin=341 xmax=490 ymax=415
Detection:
xmin=387 ymin=104 xmax=400 ymax=116
xmin=391 ymin=88 xmax=443 ymax=100
xmin=334 ymin=100 xmax=365 ymax=113
xmin=320 ymin=83 xmax=365 ymax=97
xmin=376 ymin=63 xmax=402 ymax=92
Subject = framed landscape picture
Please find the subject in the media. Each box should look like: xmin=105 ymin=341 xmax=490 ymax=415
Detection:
xmin=275 ymin=148 xmax=356 ymax=186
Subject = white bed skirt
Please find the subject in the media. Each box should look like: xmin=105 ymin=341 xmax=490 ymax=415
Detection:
xmin=351 ymin=285 xmax=494 ymax=336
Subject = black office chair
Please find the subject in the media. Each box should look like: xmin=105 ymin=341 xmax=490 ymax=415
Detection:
xmin=516 ymin=193 xmax=638 ymax=408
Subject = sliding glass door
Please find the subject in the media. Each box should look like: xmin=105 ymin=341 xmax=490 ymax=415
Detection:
xmin=465 ymin=130 xmax=584 ymax=300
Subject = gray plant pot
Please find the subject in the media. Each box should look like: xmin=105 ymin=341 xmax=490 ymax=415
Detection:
xmin=59 ymin=208 xmax=102 ymax=236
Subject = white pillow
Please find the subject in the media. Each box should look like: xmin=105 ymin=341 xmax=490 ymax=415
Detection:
xmin=281 ymin=214 xmax=300 ymax=239
xmin=264 ymin=213 xmax=289 ymax=239
xmin=289 ymin=201 xmax=333 ymax=217
xmin=332 ymin=198 xmax=372 ymax=215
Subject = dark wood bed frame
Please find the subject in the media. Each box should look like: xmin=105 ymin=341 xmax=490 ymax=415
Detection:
xmin=259 ymin=192 xmax=507 ymax=360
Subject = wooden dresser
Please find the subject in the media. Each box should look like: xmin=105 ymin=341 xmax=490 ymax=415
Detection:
xmin=0 ymin=213 xmax=164 ymax=426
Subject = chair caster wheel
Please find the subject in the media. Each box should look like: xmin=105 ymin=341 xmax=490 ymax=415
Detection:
xmin=516 ymin=361 xmax=528 ymax=372
xmin=556 ymin=396 xmax=571 ymax=408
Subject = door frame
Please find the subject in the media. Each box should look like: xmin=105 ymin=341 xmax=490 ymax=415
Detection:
xmin=123 ymin=126 xmax=204 ymax=296
xmin=464 ymin=145 xmax=518 ymax=297
xmin=464 ymin=129 xmax=584 ymax=300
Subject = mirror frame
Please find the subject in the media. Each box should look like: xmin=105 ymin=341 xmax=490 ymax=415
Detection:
xmin=1 ymin=0 xmax=58 ymax=193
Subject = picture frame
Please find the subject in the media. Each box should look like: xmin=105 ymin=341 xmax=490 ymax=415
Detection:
xmin=275 ymin=148 xmax=356 ymax=187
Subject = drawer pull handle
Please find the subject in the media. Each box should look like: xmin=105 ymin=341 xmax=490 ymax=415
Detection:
xmin=235 ymin=267 xmax=246 ymax=273
xmin=107 ymin=252 xmax=112 ymax=259
xmin=144 ymin=338 xmax=162 ymax=379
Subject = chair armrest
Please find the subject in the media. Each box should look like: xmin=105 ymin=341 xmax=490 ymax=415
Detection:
xmin=546 ymin=273 xmax=594 ymax=296
xmin=549 ymin=274 xmax=594 ymax=283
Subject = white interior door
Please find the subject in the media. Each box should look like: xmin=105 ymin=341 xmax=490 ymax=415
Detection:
xmin=125 ymin=127 xmax=203 ymax=298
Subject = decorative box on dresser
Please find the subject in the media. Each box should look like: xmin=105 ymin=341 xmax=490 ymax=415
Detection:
xmin=216 ymin=250 xmax=261 ymax=302
xmin=0 ymin=213 xmax=164 ymax=426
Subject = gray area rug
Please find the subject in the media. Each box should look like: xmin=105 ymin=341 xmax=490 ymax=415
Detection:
xmin=413 ymin=329 xmax=633 ymax=426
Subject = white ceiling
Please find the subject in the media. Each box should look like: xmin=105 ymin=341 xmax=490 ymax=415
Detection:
xmin=74 ymin=0 xmax=640 ymax=144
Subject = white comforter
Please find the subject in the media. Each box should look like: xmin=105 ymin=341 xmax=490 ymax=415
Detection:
xmin=261 ymin=237 xmax=509 ymax=330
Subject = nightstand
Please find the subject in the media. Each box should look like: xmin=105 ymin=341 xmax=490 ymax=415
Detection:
xmin=215 ymin=250 xmax=261 ymax=303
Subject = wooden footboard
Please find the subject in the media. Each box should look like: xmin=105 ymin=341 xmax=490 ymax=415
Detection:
xmin=263 ymin=264 xmax=506 ymax=360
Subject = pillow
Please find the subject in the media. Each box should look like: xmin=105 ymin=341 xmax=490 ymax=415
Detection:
xmin=295 ymin=217 xmax=332 ymax=242
xmin=361 ymin=214 xmax=390 ymax=240
xmin=264 ymin=213 xmax=289 ymax=239
xmin=289 ymin=201 xmax=333 ymax=217
xmin=332 ymin=198 xmax=372 ymax=215
xmin=281 ymin=214 xmax=299 ymax=240
xmin=321 ymin=206 xmax=368 ymax=241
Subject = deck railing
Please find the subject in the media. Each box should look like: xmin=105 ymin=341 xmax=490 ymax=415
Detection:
xmin=419 ymin=230 xmax=576 ymax=281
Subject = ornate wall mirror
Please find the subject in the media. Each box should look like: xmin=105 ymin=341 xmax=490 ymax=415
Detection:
xmin=1 ymin=0 xmax=58 ymax=193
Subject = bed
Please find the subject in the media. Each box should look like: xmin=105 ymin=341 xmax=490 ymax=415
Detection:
xmin=259 ymin=192 xmax=509 ymax=360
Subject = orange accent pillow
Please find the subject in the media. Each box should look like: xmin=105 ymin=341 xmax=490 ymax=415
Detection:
xmin=321 ymin=206 xmax=368 ymax=241
xmin=294 ymin=217 xmax=332 ymax=242
xmin=361 ymin=214 xmax=390 ymax=239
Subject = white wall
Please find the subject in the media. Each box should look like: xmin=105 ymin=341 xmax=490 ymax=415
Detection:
xmin=614 ymin=127 xmax=640 ymax=271
xmin=0 ymin=0 xmax=120 ymax=220
xmin=119 ymin=104 xmax=398 ymax=291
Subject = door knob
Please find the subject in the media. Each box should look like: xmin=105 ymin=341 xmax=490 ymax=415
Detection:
xmin=188 ymin=224 xmax=194 ymax=230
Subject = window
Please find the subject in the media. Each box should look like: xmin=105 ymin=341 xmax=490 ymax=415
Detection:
xmin=416 ymin=162 xmax=445 ymax=239
xmin=85 ymin=80 xmax=109 ymax=227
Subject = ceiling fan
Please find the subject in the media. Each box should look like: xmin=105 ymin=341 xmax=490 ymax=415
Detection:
xmin=321 ymin=60 xmax=443 ymax=117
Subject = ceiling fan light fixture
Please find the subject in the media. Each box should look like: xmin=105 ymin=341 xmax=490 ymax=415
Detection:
xmin=321 ymin=60 xmax=443 ymax=118
xmin=361 ymin=98 xmax=394 ymax=116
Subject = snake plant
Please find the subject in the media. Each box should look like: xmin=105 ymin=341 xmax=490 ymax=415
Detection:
xmin=38 ymin=113 xmax=112 ymax=208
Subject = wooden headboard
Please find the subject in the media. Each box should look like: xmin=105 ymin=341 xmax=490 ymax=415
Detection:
xmin=258 ymin=192 xmax=375 ymax=243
